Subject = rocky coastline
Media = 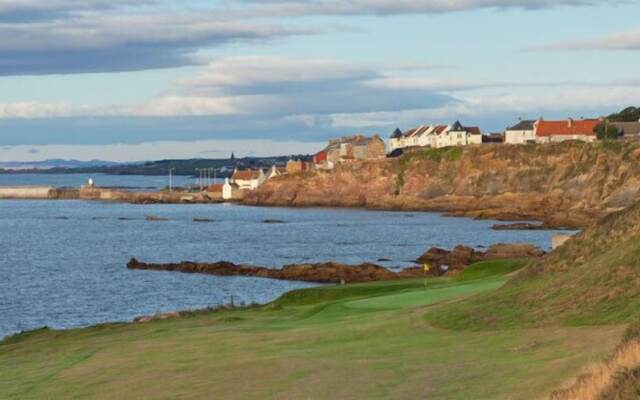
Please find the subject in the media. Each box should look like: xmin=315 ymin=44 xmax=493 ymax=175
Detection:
xmin=127 ymin=259 xmax=420 ymax=283
xmin=127 ymin=243 xmax=545 ymax=283
xmin=243 ymin=142 xmax=640 ymax=229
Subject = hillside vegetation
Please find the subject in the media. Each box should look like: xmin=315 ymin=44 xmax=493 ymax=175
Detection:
xmin=429 ymin=199 xmax=640 ymax=330
xmin=245 ymin=141 xmax=640 ymax=228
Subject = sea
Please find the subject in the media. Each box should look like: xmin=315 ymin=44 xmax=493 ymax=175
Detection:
xmin=0 ymin=173 xmax=571 ymax=339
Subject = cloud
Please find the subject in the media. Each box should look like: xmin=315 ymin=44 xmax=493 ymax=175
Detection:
xmin=326 ymin=85 xmax=640 ymax=130
xmin=234 ymin=0 xmax=627 ymax=17
xmin=0 ymin=0 xmax=156 ymax=21
xmin=530 ymin=28 xmax=640 ymax=51
xmin=0 ymin=56 xmax=452 ymax=119
xmin=0 ymin=11 xmax=317 ymax=75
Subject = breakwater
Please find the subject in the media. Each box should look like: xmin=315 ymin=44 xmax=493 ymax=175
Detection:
xmin=0 ymin=186 xmax=55 ymax=199
xmin=0 ymin=185 xmax=230 ymax=204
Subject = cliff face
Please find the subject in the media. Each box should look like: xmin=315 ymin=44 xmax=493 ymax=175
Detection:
xmin=244 ymin=142 xmax=640 ymax=228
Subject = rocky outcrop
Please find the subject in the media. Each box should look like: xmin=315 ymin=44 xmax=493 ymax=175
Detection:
xmin=127 ymin=258 xmax=423 ymax=283
xmin=492 ymin=222 xmax=547 ymax=230
xmin=416 ymin=243 xmax=545 ymax=272
xmin=244 ymin=142 xmax=640 ymax=228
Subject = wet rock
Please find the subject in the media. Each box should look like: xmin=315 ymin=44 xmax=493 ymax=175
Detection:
xmin=127 ymin=258 xmax=423 ymax=284
xmin=193 ymin=218 xmax=215 ymax=223
xmin=263 ymin=219 xmax=285 ymax=224
xmin=145 ymin=215 xmax=169 ymax=222
xmin=492 ymin=222 xmax=547 ymax=230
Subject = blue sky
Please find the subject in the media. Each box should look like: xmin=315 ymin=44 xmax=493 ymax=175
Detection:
xmin=0 ymin=0 xmax=639 ymax=161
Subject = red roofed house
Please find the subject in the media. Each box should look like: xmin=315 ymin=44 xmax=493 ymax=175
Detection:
xmin=231 ymin=168 xmax=266 ymax=190
xmin=535 ymin=118 xmax=601 ymax=143
xmin=313 ymin=150 xmax=328 ymax=167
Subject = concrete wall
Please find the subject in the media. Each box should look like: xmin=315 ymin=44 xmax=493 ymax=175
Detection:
xmin=0 ymin=186 xmax=54 ymax=199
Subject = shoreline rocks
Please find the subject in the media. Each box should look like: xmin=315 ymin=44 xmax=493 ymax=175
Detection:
xmin=127 ymin=258 xmax=423 ymax=284
xmin=127 ymin=243 xmax=544 ymax=283
xmin=491 ymin=222 xmax=548 ymax=230
xmin=416 ymin=243 xmax=545 ymax=273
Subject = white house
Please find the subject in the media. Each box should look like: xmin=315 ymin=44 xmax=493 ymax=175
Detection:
xmin=231 ymin=168 xmax=266 ymax=190
xmin=389 ymin=121 xmax=482 ymax=151
xmin=222 ymin=178 xmax=236 ymax=200
xmin=389 ymin=128 xmax=404 ymax=151
xmin=436 ymin=121 xmax=482 ymax=148
xmin=505 ymin=120 xmax=537 ymax=144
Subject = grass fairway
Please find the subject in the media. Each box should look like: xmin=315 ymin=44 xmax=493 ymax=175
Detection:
xmin=0 ymin=260 xmax=625 ymax=399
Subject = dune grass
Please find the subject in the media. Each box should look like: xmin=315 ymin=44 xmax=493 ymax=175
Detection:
xmin=0 ymin=260 xmax=625 ymax=399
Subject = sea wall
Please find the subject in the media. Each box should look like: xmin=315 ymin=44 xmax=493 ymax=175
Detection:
xmin=0 ymin=186 xmax=54 ymax=199
xmin=244 ymin=142 xmax=640 ymax=228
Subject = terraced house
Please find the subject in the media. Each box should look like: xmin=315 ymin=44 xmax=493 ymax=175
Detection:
xmin=389 ymin=121 xmax=482 ymax=151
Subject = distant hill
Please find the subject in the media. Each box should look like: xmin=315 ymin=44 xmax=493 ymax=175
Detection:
xmin=607 ymin=106 xmax=640 ymax=122
xmin=0 ymin=159 xmax=122 ymax=170
xmin=0 ymin=155 xmax=312 ymax=176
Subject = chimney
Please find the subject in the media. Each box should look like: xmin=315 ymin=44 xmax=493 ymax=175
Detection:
xmin=568 ymin=118 xmax=573 ymax=128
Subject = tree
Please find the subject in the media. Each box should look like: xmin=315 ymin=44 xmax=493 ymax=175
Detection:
xmin=595 ymin=121 xmax=621 ymax=140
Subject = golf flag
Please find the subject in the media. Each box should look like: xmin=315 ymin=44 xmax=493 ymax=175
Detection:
xmin=423 ymin=263 xmax=430 ymax=273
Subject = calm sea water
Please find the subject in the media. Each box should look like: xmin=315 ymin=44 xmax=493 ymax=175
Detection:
xmin=0 ymin=174 xmax=569 ymax=339
xmin=0 ymin=173 xmax=200 ymax=191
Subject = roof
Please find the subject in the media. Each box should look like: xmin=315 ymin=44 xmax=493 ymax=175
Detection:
xmin=536 ymin=119 xmax=600 ymax=137
xmin=208 ymin=184 xmax=224 ymax=192
xmin=401 ymin=128 xmax=417 ymax=138
xmin=433 ymin=125 xmax=449 ymax=135
xmin=449 ymin=121 xmax=481 ymax=135
xmin=413 ymin=125 xmax=431 ymax=137
xmin=507 ymin=120 xmax=536 ymax=131
xmin=451 ymin=120 xmax=464 ymax=131
xmin=466 ymin=126 xmax=482 ymax=136
xmin=390 ymin=128 xmax=402 ymax=139
xmin=232 ymin=169 xmax=261 ymax=180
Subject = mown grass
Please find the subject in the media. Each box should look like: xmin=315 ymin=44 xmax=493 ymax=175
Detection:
xmin=0 ymin=259 xmax=626 ymax=400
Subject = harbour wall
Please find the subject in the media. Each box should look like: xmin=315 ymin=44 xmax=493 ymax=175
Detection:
xmin=0 ymin=186 xmax=55 ymax=199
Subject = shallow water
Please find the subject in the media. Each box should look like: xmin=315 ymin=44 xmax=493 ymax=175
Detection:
xmin=0 ymin=176 xmax=571 ymax=339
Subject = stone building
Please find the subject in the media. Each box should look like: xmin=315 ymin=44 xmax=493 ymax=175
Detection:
xmin=321 ymin=134 xmax=386 ymax=165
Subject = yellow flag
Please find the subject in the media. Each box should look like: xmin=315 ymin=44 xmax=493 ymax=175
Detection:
xmin=423 ymin=263 xmax=430 ymax=272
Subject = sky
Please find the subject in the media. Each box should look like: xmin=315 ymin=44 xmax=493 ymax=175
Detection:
xmin=1 ymin=0 xmax=640 ymax=162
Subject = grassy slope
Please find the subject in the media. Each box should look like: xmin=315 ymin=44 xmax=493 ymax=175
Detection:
xmin=429 ymin=201 xmax=640 ymax=331
xmin=0 ymin=260 xmax=625 ymax=400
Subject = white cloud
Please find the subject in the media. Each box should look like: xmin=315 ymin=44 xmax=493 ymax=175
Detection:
xmin=0 ymin=56 xmax=453 ymax=119
xmin=179 ymin=56 xmax=376 ymax=91
xmin=325 ymin=85 xmax=640 ymax=128
xmin=531 ymin=28 xmax=640 ymax=51
xmin=0 ymin=97 xmax=240 ymax=119
xmin=233 ymin=0 xmax=627 ymax=17
xmin=0 ymin=10 xmax=318 ymax=75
